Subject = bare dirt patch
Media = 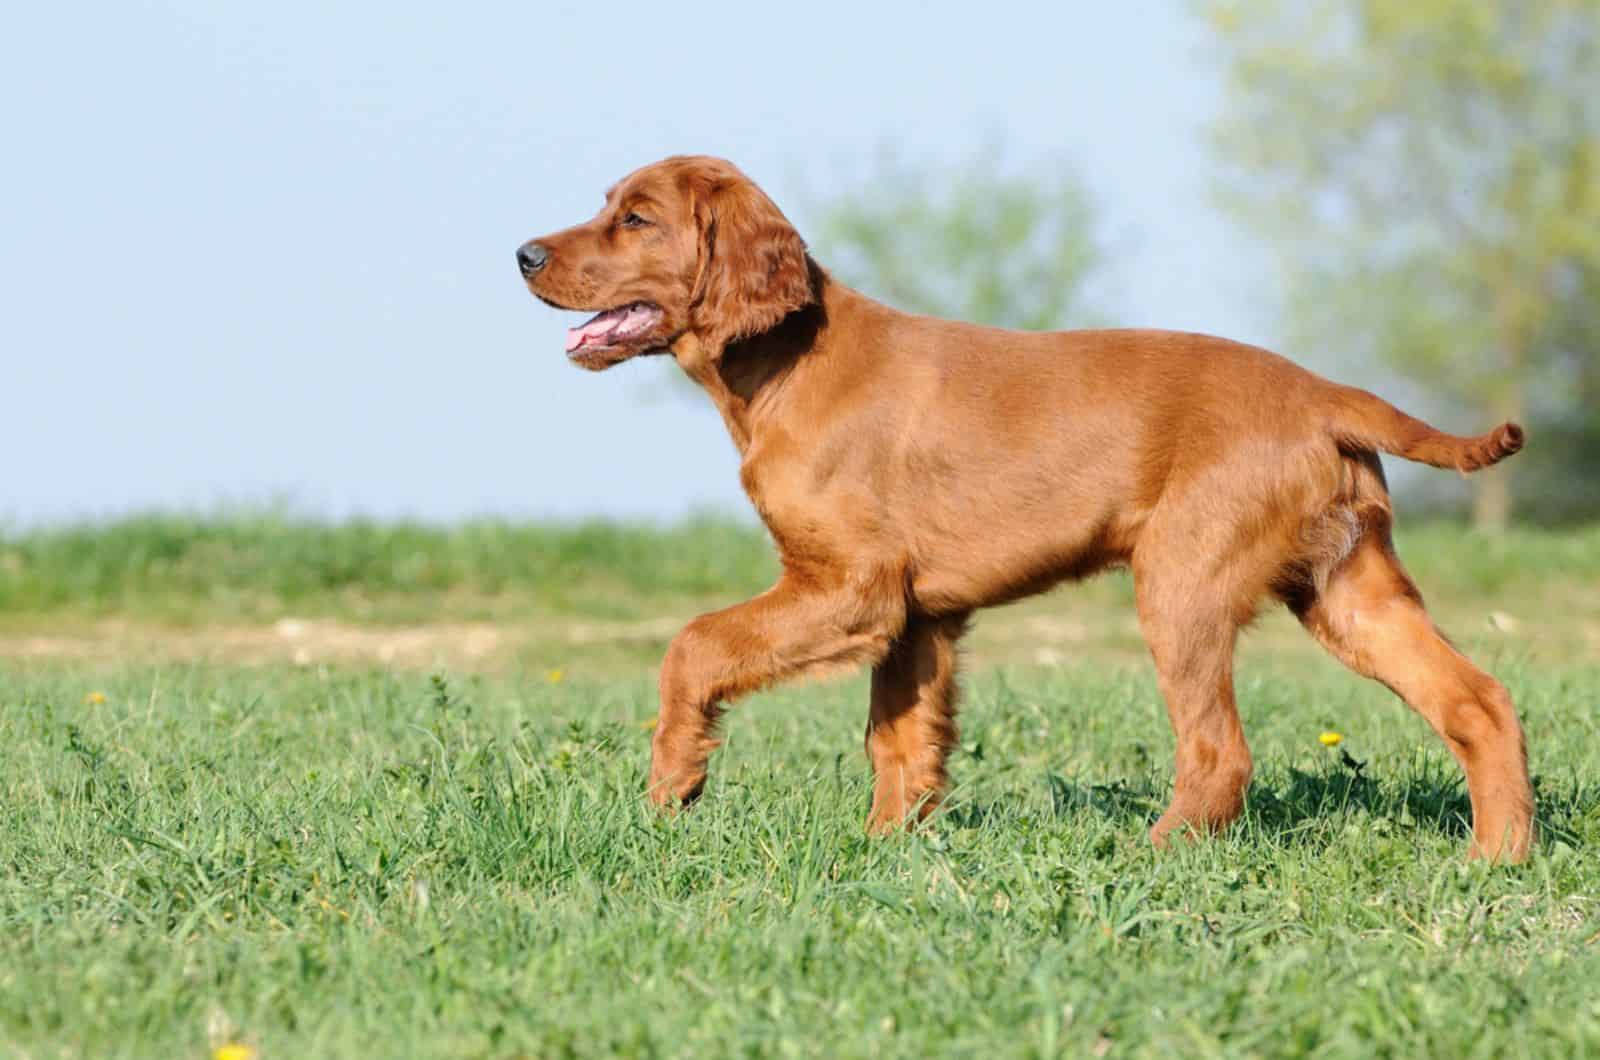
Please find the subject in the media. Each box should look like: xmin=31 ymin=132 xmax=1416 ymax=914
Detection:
xmin=0 ymin=593 xmax=1572 ymax=673
xmin=0 ymin=615 xmax=694 ymax=671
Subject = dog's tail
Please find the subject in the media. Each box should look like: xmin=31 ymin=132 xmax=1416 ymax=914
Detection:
xmin=1325 ymin=386 xmax=1524 ymax=472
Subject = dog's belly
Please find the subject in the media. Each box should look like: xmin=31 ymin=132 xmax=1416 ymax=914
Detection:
xmin=909 ymin=531 xmax=1131 ymax=614
xmin=902 ymin=453 xmax=1148 ymax=615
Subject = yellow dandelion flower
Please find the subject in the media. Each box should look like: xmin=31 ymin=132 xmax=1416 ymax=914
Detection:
xmin=639 ymin=716 xmax=659 ymax=732
xmin=84 ymin=691 xmax=107 ymax=705
xmin=214 ymin=1043 xmax=257 ymax=1060
xmin=545 ymin=669 xmax=565 ymax=684
xmin=1319 ymin=731 xmax=1343 ymax=747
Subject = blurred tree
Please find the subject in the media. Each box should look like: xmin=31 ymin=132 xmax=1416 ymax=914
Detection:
xmin=808 ymin=147 xmax=1104 ymax=332
xmin=1201 ymin=0 xmax=1600 ymax=529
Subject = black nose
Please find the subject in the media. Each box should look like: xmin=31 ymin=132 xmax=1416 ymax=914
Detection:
xmin=517 ymin=242 xmax=548 ymax=276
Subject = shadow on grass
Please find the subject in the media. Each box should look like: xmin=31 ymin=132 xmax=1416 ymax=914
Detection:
xmin=1249 ymin=767 xmax=1590 ymax=849
xmin=1045 ymin=774 xmax=1164 ymax=825
xmin=938 ymin=774 xmax=1162 ymax=831
xmin=945 ymin=766 xmax=1588 ymax=850
xmin=1247 ymin=767 xmax=1473 ymax=843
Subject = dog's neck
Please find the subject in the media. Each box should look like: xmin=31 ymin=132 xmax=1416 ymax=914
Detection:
xmin=672 ymin=264 xmax=839 ymax=455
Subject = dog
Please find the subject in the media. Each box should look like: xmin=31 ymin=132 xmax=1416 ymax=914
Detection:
xmin=518 ymin=155 xmax=1533 ymax=861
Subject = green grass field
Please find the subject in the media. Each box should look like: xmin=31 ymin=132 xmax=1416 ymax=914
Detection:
xmin=3 ymin=517 xmax=1599 ymax=1057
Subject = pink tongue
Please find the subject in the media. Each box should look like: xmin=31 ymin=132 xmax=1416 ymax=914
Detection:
xmin=565 ymin=309 xmax=626 ymax=353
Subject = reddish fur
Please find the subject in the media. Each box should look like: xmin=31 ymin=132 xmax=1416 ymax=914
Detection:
xmin=522 ymin=156 xmax=1535 ymax=863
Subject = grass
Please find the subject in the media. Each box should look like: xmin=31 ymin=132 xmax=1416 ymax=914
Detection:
xmin=3 ymin=512 xmax=1599 ymax=628
xmin=3 ymin=661 xmax=1599 ymax=1058
xmin=3 ymin=517 xmax=1599 ymax=1057
xmin=0 ymin=513 xmax=780 ymax=626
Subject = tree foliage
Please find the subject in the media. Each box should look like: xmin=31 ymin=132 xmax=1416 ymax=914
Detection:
xmin=809 ymin=147 xmax=1104 ymax=332
xmin=1201 ymin=0 xmax=1600 ymax=527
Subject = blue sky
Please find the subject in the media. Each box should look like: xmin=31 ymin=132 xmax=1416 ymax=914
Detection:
xmin=5 ymin=1 xmax=1286 ymax=525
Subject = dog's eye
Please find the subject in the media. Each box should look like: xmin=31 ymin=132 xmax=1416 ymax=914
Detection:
xmin=620 ymin=211 xmax=650 ymax=229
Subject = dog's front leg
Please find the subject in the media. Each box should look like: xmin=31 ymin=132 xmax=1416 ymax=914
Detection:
xmin=865 ymin=612 xmax=971 ymax=832
xmin=647 ymin=572 xmax=903 ymax=808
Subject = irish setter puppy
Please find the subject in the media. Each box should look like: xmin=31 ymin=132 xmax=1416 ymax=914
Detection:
xmin=517 ymin=155 xmax=1533 ymax=861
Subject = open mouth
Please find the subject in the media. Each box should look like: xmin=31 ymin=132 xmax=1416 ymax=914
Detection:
xmin=565 ymin=302 xmax=664 ymax=355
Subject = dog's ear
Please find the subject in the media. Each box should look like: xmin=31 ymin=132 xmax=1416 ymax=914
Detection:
xmin=689 ymin=173 xmax=814 ymax=351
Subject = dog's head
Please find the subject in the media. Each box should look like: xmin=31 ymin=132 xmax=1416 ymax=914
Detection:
xmin=517 ymin=156 xmax=815 ymax=370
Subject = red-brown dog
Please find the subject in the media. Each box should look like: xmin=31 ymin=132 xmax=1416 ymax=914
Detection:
xmin=518 ymin=155 xmax=1533 ymax=861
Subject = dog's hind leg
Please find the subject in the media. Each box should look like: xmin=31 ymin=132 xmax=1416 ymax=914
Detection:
xmin=1134 ymin=584 xmax=1254 ymax=847
xmin=1287 ymin=525 xmax=1534 ymax=862
xmin=1131 ymin=508 xmax=1280 ymax=847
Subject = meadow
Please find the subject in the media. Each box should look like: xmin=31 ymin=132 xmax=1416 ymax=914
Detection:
xmin=3 ymin=516 xmax=1599 ymax=1058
